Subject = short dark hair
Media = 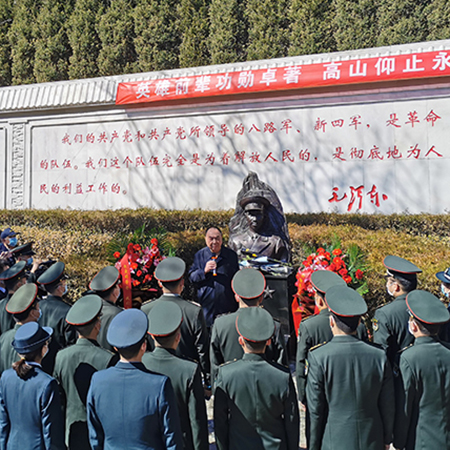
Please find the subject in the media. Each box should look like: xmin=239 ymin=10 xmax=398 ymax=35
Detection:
xmin=5 ymin=276 xmax=24 ymax=292
xmin=414 ymin=318 xmax=441 ymax=336
xmin=12 ymin=301 xmax=38 ymax=323
xmin=242 ymin=338 xmax=267 ymax=352
xmin=161 ymin=278 xmax=183 ymax=291
xmin=395 ymin=275 xmax=417 ymax=293
xmin=331 ymin=312 xmax=360 ymax=334
xmin=152 ymin=328 xmax=180 ymax=348
xmin=117 ymin=337 xmax=145 ymax=360
xmin=98 ymin=282 xmax=118 ymax=300
xmin=75 ymin=317 xmax=99 ymax=337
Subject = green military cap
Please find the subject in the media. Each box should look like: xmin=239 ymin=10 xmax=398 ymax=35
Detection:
xmin=311 ymin=270 xmax=346 ymax=294
xmin=384 ymin=255 xmax=422 ymax=280
xmin=155 ymin=257 xmax=185 ymax=282
xmin=325 ymin=285 xmax=367 ymax=317
xmin=89 ymin=266 xmax=120 ymax=292
xmin=11 ymin=242 xmax=35 ymax=257
xmin=66 ymin=294 xmax=103 ymax=326
xmin=406 ymin=290 xmax=450 ymax=324
xmin=0 ymin=260 xmax=26 ymax=282
xmin=236 ymin=307 xmax=275 ymax=342
xmin=231 ymin=268 xmax=266 ymax=299
xmin=107 ymin=309 xmax=148 ymax=349
xmin=37 ymin=261 xmax=66 ymax=286
xmin=147 ymin=301 xmax=183 ymax=336
xmin=6 ymin=283 xmax=38 ymax=314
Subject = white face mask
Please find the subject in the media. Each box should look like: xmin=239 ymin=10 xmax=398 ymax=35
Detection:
xmin=386 ymin=285 xmax=395 ymax=297
xmin=408 ymin=320 xmax=414 ymax=336
xmin=42 ymin=344 xmax=49 ymax=359
xmin=441 ymin=284 xmax=450 ymax=299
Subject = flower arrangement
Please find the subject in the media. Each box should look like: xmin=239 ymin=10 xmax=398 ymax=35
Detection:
xmin=106 ymin=225 xmax=176 ymax=306
xmin=292 ymin=238 xmax=368 ymax=334
xmin=113 ymin=238 xmax=163 ymax=289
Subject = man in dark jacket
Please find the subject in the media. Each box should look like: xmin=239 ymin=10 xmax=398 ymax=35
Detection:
xmin=189 ymin=227 xmax=239 ymax=328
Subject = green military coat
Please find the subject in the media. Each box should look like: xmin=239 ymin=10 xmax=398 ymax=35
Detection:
xmin=306 ymin=335 xmax=394 ymax=450
xmin=210 ymin=309 xmax=288 ymax=384
xmin=142 ymin=294 xmax=210 ymax=386
xmin=96 ymin=299 xmax=122 ymax=352
xmin=296 ymin=309 xmax=368 ymax=403
xmin=0 ymin=295 xmax=15 ymax=336
xmin=53 ymin=338 xmax=117 ymax=449
xmin=142 ymin=347 xmax=208 ymax=450
xmin=394 ymin=336 xmax=450 ymax=450
xmin=373 ymin=293 xmax=414 ymax=365
xmin=214 ymin=353 xmax=299 ymax=450
xmin=39 ymin=295 xmax=76 ymax=349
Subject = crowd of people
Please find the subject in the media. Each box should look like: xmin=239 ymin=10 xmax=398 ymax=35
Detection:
xmin=0 ymin=225 xmax=449 ymax=450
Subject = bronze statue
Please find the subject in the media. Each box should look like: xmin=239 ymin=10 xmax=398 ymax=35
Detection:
xmin=228 ymin=172 xmax=291 ymax=262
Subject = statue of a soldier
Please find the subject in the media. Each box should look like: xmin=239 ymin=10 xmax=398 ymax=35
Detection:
xmin=228 ymin=172 xmax=291 ymax=263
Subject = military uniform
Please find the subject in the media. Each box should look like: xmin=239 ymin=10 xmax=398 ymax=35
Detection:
xmin=373 ymin=255 xmax=421 ymax=366
xmin=296 ymin=308 xmax=368 ymax=403
xmin=0 ymin=261 xmax=27 ymax=336
xmin=87 ymin=309 xmax=183 ymax=450
xmin=144 ymin=300 xmax=208 ymax=450
xmin=53 ymin=294 xmax=118 ymax=449
xmin=143 ymin=294 xmax=210 ymax=384
xmin=0 ymin=321 xmax=65 ymax=450
xmin=306 ymin=285 xmax=394 ymax=450
xmin=210 ymin=310 xmax=287 ymax=382
xmin=143 ymin=348 xmax=208 ymax=450
xmin=89 ymin=266 xmax=123 ymax=352
xmin=394 ymin=290 xmax=450 ymax=450
xmin=214 ymin=307 xmax=299 ymax=450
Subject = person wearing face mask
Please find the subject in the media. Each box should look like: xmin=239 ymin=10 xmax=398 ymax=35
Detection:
xmin=372 ymin=255 xmax=422 ymax=367
xmin=38 ymin=262 xmax=77 ymax=349
xmin=0 ymin=261 xmax=28 ymax=336
xmin=0 ymin=227 xmax=19 ymax=254
xmin=53 ymin=294 xmax=118 ymax=450
xmin=89 ymin=266 xmax=123 ymax=352
xmin=393 ymin=290 xmax=450 ymax=450
xmin=0 ymin=283 xmax=60 ymax=376
xmin=0 ymin=321 xmax=66 ymax=450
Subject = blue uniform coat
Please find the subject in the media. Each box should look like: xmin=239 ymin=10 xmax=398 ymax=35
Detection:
xmin=0 ymin=364 xmax=66 ymax=450
xmin=87 ymin=361 xmax=183 ymax=450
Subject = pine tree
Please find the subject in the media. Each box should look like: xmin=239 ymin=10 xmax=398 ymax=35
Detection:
xmin=426 ymin=0 xmax=450 ymax=41
xmin=333 ymin=0 xmax=378 ymax=51
xmin=289 ymin=0 xmax=337 ymax=56
xmin=0 ymin=0 xmax=13 ymax=86
xmin=246 ymin=0 xmax=289 ymax=61
xmin=67 ymin=0 xmax=105 ymax=80
xmin=34 ymin=0 xmax=73 ymax=83
xmin=377 ymin=0 xmax=432 ymax=46
xmin=178 ymin=0 xmax=210 ymax=68
xmin=134 ymin=0 xmax=180 ymax=71
xmin=97 ymin=0 xmax=138 ymax=76
xmin=208 ymin=0 xmax=247 ymax=64
xmin=9 ymin=0 xmax=40 ymax=85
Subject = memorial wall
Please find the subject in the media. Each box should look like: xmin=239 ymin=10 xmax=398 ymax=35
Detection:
xmin=2 ymin=40 xmax=450 ymax=213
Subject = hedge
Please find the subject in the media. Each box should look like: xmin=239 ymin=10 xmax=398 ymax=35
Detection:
xmin=1 ymin=209 xmax=449 ymax=316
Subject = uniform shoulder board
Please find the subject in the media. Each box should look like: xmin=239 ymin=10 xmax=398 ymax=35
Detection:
xmin=177 ymin=353 xmax=198 ymax=364
xmin=141 ymin=298 xmax=156 ymax=307
xmin=219 ymin=358 xmax=238 ymax=367
xmin=309 ymin=341 xmax=327 ymax=352
xmin=398 ymin=343 xmax=413 ymax=354
xmin=215 ymin=312 xmax=232 ymax=320
xmin=272 ymin=316 xmax=281 ymax=324
xmin=61 ymin=298 xmax=72 ymax=306
xmin=302 ymin=314 xmax=315 ymax=322
xmin=187 ymin=300 xmax=201 ymax=307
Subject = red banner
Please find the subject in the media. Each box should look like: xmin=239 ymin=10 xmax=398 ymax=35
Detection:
xmin=116 ymin=50 xmax=450 ymax=106
xmin=120 ymin=254 xmax=133 ymax=309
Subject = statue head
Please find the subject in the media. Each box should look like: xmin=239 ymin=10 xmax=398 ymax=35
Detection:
xmin=240 ymin=197 xmax=269 ymax=233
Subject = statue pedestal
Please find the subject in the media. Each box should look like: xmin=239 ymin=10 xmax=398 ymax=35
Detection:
xmin=262 ymin=272 xmax=296 ymax=338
